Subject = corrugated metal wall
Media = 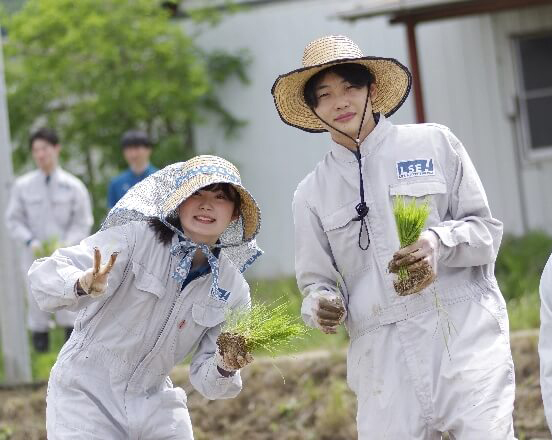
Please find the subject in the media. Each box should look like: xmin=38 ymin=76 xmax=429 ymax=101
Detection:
xmin=190 ymin=1 xmax=552 ymax=278
xmin=190 ymin=0 xmax=414 ymax=278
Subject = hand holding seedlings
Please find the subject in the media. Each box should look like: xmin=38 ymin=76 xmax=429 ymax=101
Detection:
xmin=216 ymin=300 xmax=309 ymax=372
xmin=216 ymin=333 xmax=254 ymax=373
xmin=315 ymin=296 xmax=346 ymax=334
xmin=389 ymin=229 xmax=440 ymax=274
xmin=390 ymin=196 xmax=438 ymax=296
xmin=77 ymin=247 xmax=119 ymax=297
xmin=389 ymin=230 xmax=439 ymax=296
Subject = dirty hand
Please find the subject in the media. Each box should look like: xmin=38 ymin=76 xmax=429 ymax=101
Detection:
xmin=314 ymin=294 xmax=346 ymax=335
xmin=77 ymin=248 xmax=118 ymax=297
xmin=215 ymin=347 xmax=254 ymax=374
xmin=388 ymin=230 xmax=440 ymax=276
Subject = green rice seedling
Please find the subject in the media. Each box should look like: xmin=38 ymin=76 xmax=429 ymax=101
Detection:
xmin=33 ymin=236 xmax=61 ymax=259
xmin=392 ymin=195 xmax=431 ymax=293
xmin=217 ymin=299 xmax=309 ymax=360
xmin=393 ymin=196 xmax=457 ymax=355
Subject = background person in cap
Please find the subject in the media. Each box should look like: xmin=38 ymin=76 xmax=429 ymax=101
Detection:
xmin=28 ymin=155 xmax=261 ymax=438
xmin=107 ymin=129 xmax=158 ymax=209
xmin=272 ymin=35 xmax=515 ymax=439
xmin=539 ymin=253 xmax=552 ymax=431
xmin=5 ymin=127 xmax=93 ymax=352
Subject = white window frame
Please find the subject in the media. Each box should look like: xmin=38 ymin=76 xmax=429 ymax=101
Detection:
xmin=513 ymin=32 xmax=552 ymax=161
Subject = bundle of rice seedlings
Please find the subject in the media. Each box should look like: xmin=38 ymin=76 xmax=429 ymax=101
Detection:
xmin=393 ymin=196 xmax=457 ymax=356
xmin=217 ymin=300 xmax=309 ymax=369
xmin=392 ymin=195 xmax=433 ymax=295
xmin=33 ymin=236 xmax=61 ymax=259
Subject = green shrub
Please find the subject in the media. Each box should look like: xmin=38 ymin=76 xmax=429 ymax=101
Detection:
xmin=507 ymin=290 xmax=541 ymax=331
xmin=495 ymin=230 xmax=552 ymax=301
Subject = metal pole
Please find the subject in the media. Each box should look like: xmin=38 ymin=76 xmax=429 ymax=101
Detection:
xmin=405 ymin=19 xmax=426 ymax=123
xmin=0 ymin=29 xmax=32 ymax=384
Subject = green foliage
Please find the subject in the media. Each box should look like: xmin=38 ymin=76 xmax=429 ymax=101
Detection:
xmin=0 ymin=327 xmax=65 ymax=382
xmin=507 ymin=290 xmax=540 ymax=331
xmin=3 ymin=0 xmax=249 ymax=229
xmin=0 ymin=425 xmax=13 ymax=440
xmin=222 ymin=300 xmax=310 ymax=354
xmin=495 ymin=230 xmax=552 ymax=301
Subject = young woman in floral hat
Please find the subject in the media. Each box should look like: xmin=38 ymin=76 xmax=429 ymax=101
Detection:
xmin=29 ymin=155 xmax=262 ymax=439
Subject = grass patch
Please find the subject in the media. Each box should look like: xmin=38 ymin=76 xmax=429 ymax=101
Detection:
xmin=0 ymin=326 xmax=65 ymax=382
xmin=496 ymin=230 xmax=552 ymax=301
xmin=507 ymin=290 xmax=541 ymax=331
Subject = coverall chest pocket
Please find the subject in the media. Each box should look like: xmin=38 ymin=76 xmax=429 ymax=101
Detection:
xmin=321 ymin=204 xmax=370 ymax=278
xmin=127 ymin=262 xmax=167 ymax=333
xmin=389 ymin=180 xmax=447 ymax=227
xmin=191 ymin=302 xmax=226 ymax=328
xmin=50 ymin=193 xmax=73 ymax=226
xmin=22 ymin=193 xmax=43 ymax=217
xmin=173 ymin=302 xmax=226 ymax=363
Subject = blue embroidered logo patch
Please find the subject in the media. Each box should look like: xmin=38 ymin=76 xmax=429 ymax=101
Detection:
xmin=397 ymin=159 xmax=435 ymax=179
xmin=217 ymin=288 xmax=231 ymax=302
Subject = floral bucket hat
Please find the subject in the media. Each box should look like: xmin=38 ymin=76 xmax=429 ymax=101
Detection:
xmin=102 ymin=155 xmax=262 ymax=296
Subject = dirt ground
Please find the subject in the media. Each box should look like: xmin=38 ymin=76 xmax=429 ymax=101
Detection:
xmin=0 ymin=329 xmax=549 ymax=439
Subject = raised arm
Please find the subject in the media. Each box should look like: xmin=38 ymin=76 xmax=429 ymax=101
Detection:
xmin=28 ymin=223 xmax=133 ymax=312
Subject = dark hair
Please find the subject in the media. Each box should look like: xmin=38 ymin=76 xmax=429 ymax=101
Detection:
xmin=148 ymin=182 xmax=242 ymax=245
xmin=303 ymin=63 xmax=375 ymax=109
xmin=29 ymin=127 xmax=59 ymax=149
xmin=121 ymin=130 xmax=152 ymax=149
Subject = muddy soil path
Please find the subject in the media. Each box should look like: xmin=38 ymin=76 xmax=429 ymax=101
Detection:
xmin=0 ymin=330 xmax=549 ymax=439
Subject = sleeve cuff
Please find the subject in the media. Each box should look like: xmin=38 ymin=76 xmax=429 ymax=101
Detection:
xmin=60 ymin=267 xmax=85 ymax=300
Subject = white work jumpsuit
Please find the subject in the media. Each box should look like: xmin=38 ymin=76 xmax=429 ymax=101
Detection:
xmin=28 ymin=221 xmax=249 ymax=439
xmin=539 ymin=253 xmax=552 ymax=431
xmin=295 ymin=116 xmax=515 ymax=439
xmin=5 ymin=167 xmax=92 ymax=331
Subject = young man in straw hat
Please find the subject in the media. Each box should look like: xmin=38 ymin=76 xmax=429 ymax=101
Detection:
xmin=272 ymin=35 xmax=515 ymax=439
xmin=28 ymin=155 xmax=261 ymax=439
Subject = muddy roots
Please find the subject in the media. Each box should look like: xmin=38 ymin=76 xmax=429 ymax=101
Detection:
xmin=217 ymin=332 xmax=248 ymax=370
xmin=393 ymin=261 xmax=436 ymax=296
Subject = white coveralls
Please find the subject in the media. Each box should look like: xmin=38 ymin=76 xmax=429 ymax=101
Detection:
xmin=5 ymin=167 xmax=92 ymax=331
xmin=28 ymin=221 xmax=249 ymax=439
xmin=295 ymin=116 xmax=515 ymax=439
xmin=539 ymin=253 xmax=552 ymax=431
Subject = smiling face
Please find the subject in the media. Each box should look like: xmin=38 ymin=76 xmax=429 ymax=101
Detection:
xmin=178 ymin=186 xmax=239 ymax=245
xmin=312 ymin=71 xmax=377 ymax=149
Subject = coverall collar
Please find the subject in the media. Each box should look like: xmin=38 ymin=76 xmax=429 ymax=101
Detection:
xmin=330 ymin=114 xmax=391 ymax=163
xmin=38 ymin=166 xmax=61 ymax=183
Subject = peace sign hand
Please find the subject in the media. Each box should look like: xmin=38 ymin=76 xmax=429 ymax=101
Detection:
xmin=77 ymin=248 xmax=119 ymax=297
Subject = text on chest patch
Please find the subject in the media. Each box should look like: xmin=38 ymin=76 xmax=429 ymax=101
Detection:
xmin=397 ymin=159 xmax=435 ymax=179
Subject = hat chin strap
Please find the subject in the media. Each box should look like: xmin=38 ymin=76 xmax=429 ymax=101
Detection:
xmin=312 ymin=91 xmax=371 ymax=251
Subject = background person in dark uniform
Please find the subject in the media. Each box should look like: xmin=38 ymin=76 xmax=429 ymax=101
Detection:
xmin=107 ymin=130 xmax=158 ymax=209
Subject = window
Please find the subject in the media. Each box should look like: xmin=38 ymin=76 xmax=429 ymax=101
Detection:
xmin=514 ymin=33 xmax=552 ymax=158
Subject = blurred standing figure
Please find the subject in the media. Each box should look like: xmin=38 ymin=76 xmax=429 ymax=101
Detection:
xmin=107 ymin=130 xmax=158 ymax=209
xmin=5 ymin=127 xmax=93 ymax=352
xmin=539 ymin=253 xmax=552 ymax=431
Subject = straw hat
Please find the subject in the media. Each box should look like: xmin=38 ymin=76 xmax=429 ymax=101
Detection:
xmin=161 ymin=155 xmax=260 ymax=241
xmin=271 ymin=35 xmax=412 ymax=133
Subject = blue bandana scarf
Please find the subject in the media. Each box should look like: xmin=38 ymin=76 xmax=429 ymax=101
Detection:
xmin=162 ymin=219 xmax=221 ymax=299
